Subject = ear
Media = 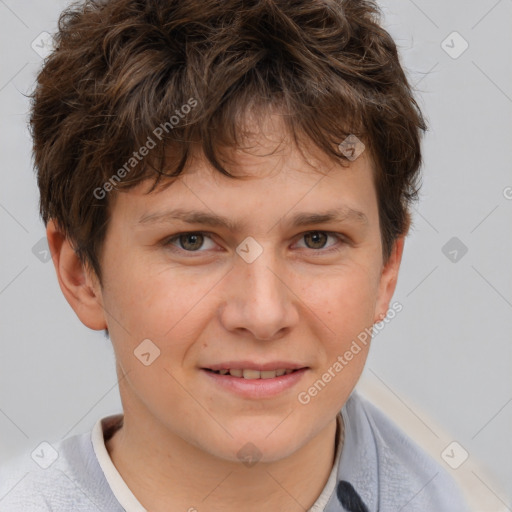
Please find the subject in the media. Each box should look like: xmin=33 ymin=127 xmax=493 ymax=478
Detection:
xmin=46 ymin=219 xmax=107 ymax=330
xmin=373 ymin=236 xmax=405 ymax=323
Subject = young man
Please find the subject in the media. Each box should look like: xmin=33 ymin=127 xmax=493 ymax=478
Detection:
xmin=0 ymin=0 xmax=471 ymax=510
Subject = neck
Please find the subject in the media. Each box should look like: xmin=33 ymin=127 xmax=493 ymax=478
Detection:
xmin=105 ymin=408 xmax=341 ymax=512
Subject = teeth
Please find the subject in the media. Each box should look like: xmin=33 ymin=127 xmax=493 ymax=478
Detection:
xmin=212 ymin=368 xmax=296 ymax=379
xmin=243 ymin=369 xmax=261 ymax=379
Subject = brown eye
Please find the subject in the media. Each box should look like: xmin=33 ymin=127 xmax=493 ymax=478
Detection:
xmin=178 ymin=233 xmax=204 ymax=251
xmin=163 ymin=231 xmax=218 ymax=255
xmin=303 ymin=232 xmax=329 ymax=249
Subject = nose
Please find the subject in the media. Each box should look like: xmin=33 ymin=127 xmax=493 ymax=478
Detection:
xmin=218 ymin=247 xmax=299 ymax=341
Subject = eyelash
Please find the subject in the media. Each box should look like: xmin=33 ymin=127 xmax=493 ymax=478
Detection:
xmin=162 ymin=231 xmax=348 ymax=256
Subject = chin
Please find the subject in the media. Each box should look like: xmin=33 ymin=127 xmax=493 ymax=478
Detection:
xmin=195 ymin=428 xmax=304 ymax=465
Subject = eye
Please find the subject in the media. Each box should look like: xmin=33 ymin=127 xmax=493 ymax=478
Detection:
xmin=294 ymin=231 xmax=346 ymax=252
xmin=162 ymin=230 xmax=347 ymax=256
xmin=163 ymin=232 xmax=217 ymax=252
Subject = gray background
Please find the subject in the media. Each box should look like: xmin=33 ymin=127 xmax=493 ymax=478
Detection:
xmin=1 ymin=0 xmax=511 ymax=508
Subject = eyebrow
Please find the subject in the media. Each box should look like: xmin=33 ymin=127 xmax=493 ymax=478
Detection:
xmin=136 ymin=207 xmax=368 ymax=231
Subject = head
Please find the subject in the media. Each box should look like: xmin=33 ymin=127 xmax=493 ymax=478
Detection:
xmin=34 ymin=0 xmax=426 ymax=462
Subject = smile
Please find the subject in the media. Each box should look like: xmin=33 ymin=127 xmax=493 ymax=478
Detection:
xmin=201 ymin=367 xmax=308 ymax=399
xmin=205 ymin=368 xmax=299 ymax=379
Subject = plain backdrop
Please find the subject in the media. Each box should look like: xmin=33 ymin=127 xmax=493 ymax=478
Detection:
xmin=1 ymin=0 xmax=511 ymax=508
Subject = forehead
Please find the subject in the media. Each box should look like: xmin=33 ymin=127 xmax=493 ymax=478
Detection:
xmin=159 ymin=111 xmax=372 ymax=187
xmin=109 ymin=153 xmax=376 ymax=238
xmin=109 ymin=112 xmax=377 ymax=226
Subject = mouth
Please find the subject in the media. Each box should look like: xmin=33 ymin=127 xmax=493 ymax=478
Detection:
xmin=200 ymin=364 xmax=309 ymax=399
xmin=203 ymin=368 xmax=301 ymax=379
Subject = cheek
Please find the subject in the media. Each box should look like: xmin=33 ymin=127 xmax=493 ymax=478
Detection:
xmin=101 ymin=260 xmax=222 ymax=352
xmin=297 ymin=263 xmax=380 ymax=334
xmin=100 ymin=268 xmax=215 ymax=412
xmin=293 ymin=270 xmax=378 ymax=411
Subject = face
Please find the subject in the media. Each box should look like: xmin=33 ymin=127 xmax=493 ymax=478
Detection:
xmin=77 ymin=118 xmax=401 ymax=463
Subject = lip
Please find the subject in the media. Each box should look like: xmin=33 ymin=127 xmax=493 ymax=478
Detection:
xmin=204 ymin=361 xmax=307 ymax=372
xmin=201 ymin=366 xmax=309 ymax=399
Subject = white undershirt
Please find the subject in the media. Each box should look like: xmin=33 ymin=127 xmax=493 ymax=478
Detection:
xmin=91 ymin=413 xmax=344 ymax=511
xmin=91 ymin=414 xmax=147 ymax=511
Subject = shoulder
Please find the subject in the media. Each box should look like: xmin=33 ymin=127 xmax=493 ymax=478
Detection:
xmin=337 ymin=391 xmax=472 ymax=512
xmin=0 ymin=428 xmax=122 ymax=512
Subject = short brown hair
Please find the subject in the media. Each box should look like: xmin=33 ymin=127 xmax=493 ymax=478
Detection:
xmin=32 ymin=0 xmax=427 ymax=281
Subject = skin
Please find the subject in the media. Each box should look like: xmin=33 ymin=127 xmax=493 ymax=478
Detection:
xmin=47 ymin=115 xmax=405 ymax=511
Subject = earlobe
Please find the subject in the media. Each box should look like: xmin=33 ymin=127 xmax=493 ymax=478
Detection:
xmin=373 ymin=237 xmax=405 ymax=324
xmin=46 ymin=220 xmax=108 ymax=331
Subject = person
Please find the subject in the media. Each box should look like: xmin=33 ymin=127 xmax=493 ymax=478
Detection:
xmin=0 ymin=0 xmax=472 ymax=510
